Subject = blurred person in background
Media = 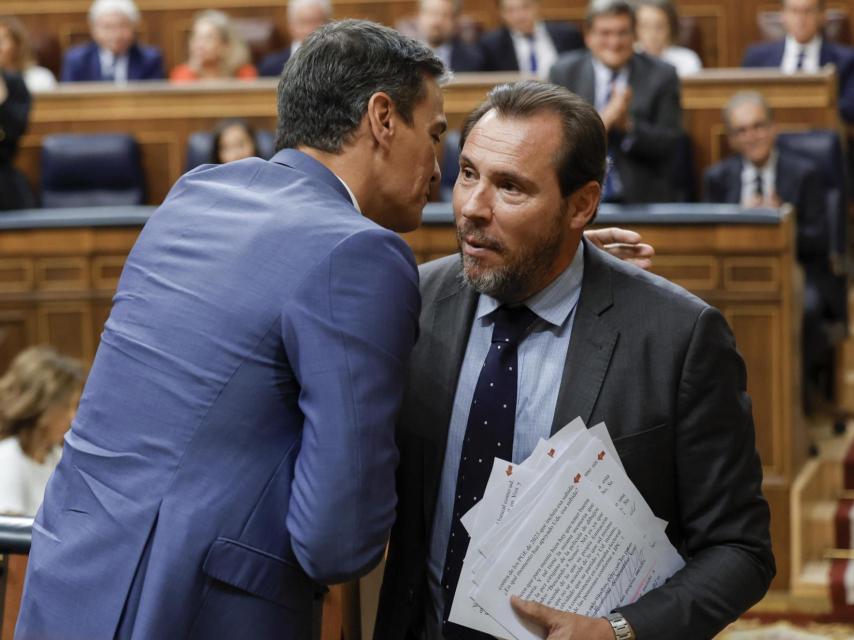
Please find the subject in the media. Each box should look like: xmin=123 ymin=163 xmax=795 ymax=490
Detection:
xmin=171 ymin=9 xmax=257 ymax=82
xmin=0 ymin=347 xmax=84 ymax=515
xmin=742 ymin=0 xmax=853 ymax=123
xmin=478 ymin=0 xmax=583 ymax=77
xmin=61 ymin=0 xmax=164 ymax=83
xmin=210 ymin=118 xmax=260 ymax=163
xmin=258 ymin=0 xmax=331 ymax=77
xmin=634 ymin=0 xmax=702 ymax=76
xmin=0 ymin=68 xmax=36 ymax=210
xmin=414 ymin=0 xmax=483 ymax=72
xmin=0 ymin=16 xmax=57 ymax=91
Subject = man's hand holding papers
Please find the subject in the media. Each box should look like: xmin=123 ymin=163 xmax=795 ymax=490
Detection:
xmin=448 ymin=418 xmax=685 ymax=639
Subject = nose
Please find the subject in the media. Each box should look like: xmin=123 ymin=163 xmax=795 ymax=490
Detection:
xmin=458 ymin=180 xmax=492 ymax=224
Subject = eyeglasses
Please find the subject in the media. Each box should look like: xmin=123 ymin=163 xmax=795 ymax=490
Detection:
xmin=729 ymin=121 xmax=771 ymax=137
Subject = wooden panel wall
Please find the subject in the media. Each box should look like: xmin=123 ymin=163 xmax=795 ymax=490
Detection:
xmin=0 ymin=0 xmax=850 ymax=73
xmin=14 ymin=69 xmax=840 ymax=206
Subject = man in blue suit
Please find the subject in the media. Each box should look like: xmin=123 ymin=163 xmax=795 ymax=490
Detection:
xmin=61 ymin=0 xmax=164 ymax=83
xmin=741 ymin=0 xmax=854 ymax=123
xmin=16 ymin=20 xmax=446 ymax=639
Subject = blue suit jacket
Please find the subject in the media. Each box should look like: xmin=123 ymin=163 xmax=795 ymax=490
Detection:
xmin=258 ymin=48 xmax=292 ymax=77
xmin=742 ymin=39 xmax=854 ymax=123
xmin=16 ymin=150 xmax=420 ymax=639
xmin=61 ymin=41 xmax=165 ymax=82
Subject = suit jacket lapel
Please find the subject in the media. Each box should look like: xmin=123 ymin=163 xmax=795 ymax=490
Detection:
xmin=577 ymin=55 xmax=596 ymax=104
xmin=550 ymin=240 xmax=619 ymax=435
xmin=721 ymin=156 xmax=743 ymax=204
xmin=422 ymin=267 xmax=477 ymax=533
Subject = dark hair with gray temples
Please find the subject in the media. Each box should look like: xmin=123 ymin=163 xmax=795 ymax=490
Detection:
xmin=275 ymin=19 xmax=446 ymax=153
xmin=459 ymin=80 xmax=607 ymax=197
xmin=585 ymin=0 xmax=636 ymax=29
xmin=722 ymin=90 xmax=773 ymax=130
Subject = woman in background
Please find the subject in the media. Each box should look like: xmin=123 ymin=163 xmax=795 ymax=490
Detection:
xmin=210 ymin=118 xmax=260 ymax=164
xmin=0 ymin=347 xmax=85 ymax=515
xmin=170 ymin=10 xmax=256 ymax=82
xmin=635 ymin=0 xmax=702 ymax=76
xmin=0 ymin=16 xmax=56 ymax=91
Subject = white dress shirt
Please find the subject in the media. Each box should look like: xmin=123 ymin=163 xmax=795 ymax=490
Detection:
xmin=592 ymin=57 xmax=629 ymax=112
xmin=509 ymin=22 xmax=558 ymax=79
xmin=740 ymin=150 xmax=778 ymax=205
xmin=98 ymin=48 xmax=129 ymax=83
xmin=781 ymin=35 xmax=822 ymax=73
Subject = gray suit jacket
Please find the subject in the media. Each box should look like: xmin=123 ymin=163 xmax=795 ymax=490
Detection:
xmin=549 ymin=51 xmax=684 ymax=203
xmin=375 ymin=240 xmax=774 ymax=640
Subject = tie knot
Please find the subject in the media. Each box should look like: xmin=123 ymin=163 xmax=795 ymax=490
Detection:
xmin=491 ymin=305 xmax=537 ymax=345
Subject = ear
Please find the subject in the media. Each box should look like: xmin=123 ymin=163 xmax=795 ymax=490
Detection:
xmin=567 ymin=180 xmax=601 ymax=230
xmin=366 ymin=91 xmax=396 ymax=152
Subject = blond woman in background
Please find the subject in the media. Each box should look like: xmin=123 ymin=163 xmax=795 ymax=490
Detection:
xmin=0 ymin=346 xmax=84 ymax=515
xmin=170 ymin=9 xmax=257 ymax=82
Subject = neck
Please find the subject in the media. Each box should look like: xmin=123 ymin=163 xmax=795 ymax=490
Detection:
xmin=297 ymin=145 xmax=373 ymax=213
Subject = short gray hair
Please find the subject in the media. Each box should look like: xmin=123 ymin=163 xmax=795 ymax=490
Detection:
xmin=88 ymin=0 xmax=140 ymax=24
xmin=722 ymin=90 xmax=773 ymax=129
xmin=287 ymin=0 xmax=333 ymax=21
xmin=276 ymin=20 xmax=446 ymax=152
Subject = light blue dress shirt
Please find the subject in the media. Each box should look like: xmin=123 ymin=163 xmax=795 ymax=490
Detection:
xmin=425 ymin=242 xmax=585 ymax=634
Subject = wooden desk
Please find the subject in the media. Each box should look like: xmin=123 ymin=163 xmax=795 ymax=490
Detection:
xmin=16 ymin=69 xmax=841 ymax=207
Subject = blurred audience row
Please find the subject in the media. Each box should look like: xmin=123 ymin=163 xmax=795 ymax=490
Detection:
xmin=1 ymin=0 xmax=852 ymax=90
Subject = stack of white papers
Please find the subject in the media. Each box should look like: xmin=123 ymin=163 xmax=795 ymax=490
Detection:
xmin=448 ymin=417 xmax=685 ymax=639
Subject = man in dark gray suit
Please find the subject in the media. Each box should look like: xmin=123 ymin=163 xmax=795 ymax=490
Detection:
xmin=374 ymin=81 xmax=774 ymax=640
xmin=549 ymin=0 xmax=684 ymax=203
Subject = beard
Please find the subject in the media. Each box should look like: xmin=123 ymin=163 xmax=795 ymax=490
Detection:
xmin=457 ymin=206 xmax=568 ymax=303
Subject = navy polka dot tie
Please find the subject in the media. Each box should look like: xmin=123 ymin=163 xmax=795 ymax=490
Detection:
xmin=441 ymin=304 xmax=537 ymax=638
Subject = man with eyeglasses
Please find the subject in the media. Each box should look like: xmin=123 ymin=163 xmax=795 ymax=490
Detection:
xmin=741 ymin=0 xmax=854 ymax=124
xmin=703 ymin=90 xmax=831 ymax=412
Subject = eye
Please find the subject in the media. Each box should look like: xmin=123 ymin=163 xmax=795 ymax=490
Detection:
xmin=501 ymin=181 xmax=520 ymax=193
xmin=460 ymin=167 xmax=476 ymax=180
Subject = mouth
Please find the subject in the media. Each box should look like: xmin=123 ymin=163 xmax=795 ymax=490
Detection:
xmin=460 ymin=232 xmax=502 ymax=257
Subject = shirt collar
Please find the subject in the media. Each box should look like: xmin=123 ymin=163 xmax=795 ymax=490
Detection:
xmin=335 ymin=174 xmax=361 ymax=213
xmin=475 ymin=240 xmax=585 ymax=328
xmin=510 ymin=21 xmax=545 ymax=41
xmin=592 ymin=56 xmax=628 ymax=83
xmin=785 ymin=34 xmax=822 ymax=56
xmin=744 ymin=148 xmax=778 ymax=174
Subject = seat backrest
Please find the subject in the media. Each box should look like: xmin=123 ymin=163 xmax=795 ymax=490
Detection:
xmin=669 ymin=131 xmax=696 ymax=202
xmin=185 ymin=129 xmax=278 ymax=173
xmin=40 ymin=133 xmax=145 ymax=208
xmin=776 ymin=129 xmax=848 ymax=256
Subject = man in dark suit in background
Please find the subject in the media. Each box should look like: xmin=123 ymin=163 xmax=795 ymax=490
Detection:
xmin=61 ymin=0 xmax=164 ymax=83
xmin=478 ymin=0 xmax=583 ymax=77
xmin=258 ymin=0 xmax=332 ymax=77
xmin=414 ymin=0 xmax=484 ymax=73
xmin=703 ymin=90 xmax=833 ymax=411
xmin=741 ymin=0 xmax=854 ymax=123
xmin=549 ymin=0 xmax=684 ymax=203
xmin=374 ymin=80 xmax=774 ymax=640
